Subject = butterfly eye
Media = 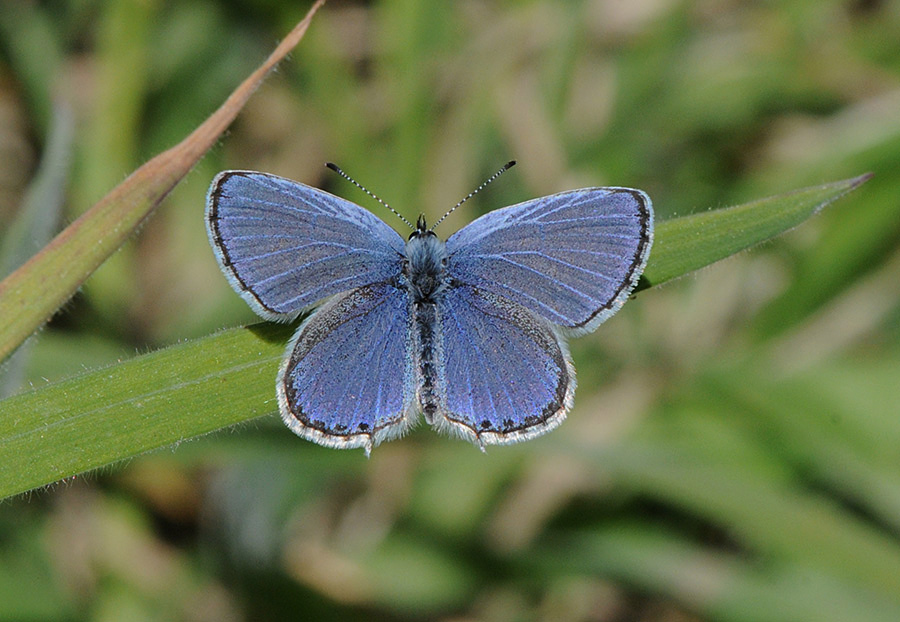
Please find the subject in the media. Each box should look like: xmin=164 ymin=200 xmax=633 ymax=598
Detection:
xmin=408 ymin=228 xmax=437 ymax=241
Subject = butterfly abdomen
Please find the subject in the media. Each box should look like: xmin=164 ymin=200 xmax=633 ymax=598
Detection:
xmin=414 ymin=300 xmax=440 ymax=422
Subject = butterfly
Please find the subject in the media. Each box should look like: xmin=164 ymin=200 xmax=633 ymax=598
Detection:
xmin=206 ymin=162 xmax=653 ymax=456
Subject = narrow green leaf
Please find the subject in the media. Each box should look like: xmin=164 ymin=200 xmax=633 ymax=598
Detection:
xmin=0 ymin=324 xmax=289 ymax=499
xmin=0 ymin=174 xmax=869 ymax=499
xmin=0 ymin=101 xmax=74 ymax=398
xmin=637 ymin=173 xmax=873 ymax=290
xmin=0 ymin=101 xmax=73 ymax=278
xmin=0 ymin=0 xmax=327 ymax=364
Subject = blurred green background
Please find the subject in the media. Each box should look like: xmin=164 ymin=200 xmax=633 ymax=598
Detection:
xmin=1 ymin=0 xmax=899 ymax=620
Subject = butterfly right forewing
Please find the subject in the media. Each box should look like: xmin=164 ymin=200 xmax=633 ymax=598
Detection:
xmin=445 ymin=187 xmax=653 ymax=332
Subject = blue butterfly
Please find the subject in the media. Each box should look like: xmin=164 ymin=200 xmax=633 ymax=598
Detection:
xmin=206 ymin=163 xmax=653 ymax=456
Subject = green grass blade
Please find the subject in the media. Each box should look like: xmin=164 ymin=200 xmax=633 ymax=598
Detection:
xmin=0 ymin=173 xmax=869 ymax=499
xmin=0 ymin=101 xmax=74 ymax=398
xmin=0 ymin=324 xmax=290 ymax=499
xmin=0 ymin=102 xmax=73 ymax=278
xmin=638 ymin=173 xmax=873 ymax=290
xmin=576 ymin=443 xmax=900 ymax=598
xmin=0 ymin=0 xmax=326 ymax=364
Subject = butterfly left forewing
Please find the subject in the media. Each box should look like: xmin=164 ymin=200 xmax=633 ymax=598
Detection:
xmin=429 ymin=284 xmax=573 ymax=446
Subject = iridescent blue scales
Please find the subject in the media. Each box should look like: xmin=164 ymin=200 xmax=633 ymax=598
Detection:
xmin=206 ymin=171 xmax=653 ymax=455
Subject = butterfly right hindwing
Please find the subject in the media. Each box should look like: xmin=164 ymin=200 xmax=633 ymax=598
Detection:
xmin=428 ymin=284 xmax=574 ymax=446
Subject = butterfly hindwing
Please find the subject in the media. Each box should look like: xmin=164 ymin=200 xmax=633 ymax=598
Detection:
xmin=430 ymin=285 xmax=574 ymax=446
xmin=206 ymin=171 xmax=406 ymax=320
xmin=445 ymin=188 xmax=653 ymax=331
xmin=277 ymin=281 xmax=417 ymax=454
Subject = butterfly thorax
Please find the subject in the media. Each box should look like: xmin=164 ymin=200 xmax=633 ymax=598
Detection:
xmin=404 ymin=219 xmax=448 ymax=303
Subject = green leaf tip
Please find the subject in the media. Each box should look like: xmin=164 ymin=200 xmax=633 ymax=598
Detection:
xmin=638 ymin=173 xmax=872 ymax=291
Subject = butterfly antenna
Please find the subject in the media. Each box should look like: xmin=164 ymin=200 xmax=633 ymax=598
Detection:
xmin=430 ymin=160 xmax=516 ymax=231
xmin=325 ymin=162 xmax=414 ymax=230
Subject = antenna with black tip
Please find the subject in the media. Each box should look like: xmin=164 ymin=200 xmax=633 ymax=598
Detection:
xmin=325 ymin=162 xmax=414 ymax=230
xmin=430 ymin=160 xmax=516 ymax=231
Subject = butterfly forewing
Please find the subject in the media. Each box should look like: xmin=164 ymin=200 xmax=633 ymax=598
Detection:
xmin=206 ymin=171 xmax=406 ymax=320
xmin=445 ymin=188 xmax=652 ymax=331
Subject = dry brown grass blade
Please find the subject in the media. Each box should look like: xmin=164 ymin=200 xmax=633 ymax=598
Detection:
xmin=0 ymin=0 xmax=327 ymax=362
